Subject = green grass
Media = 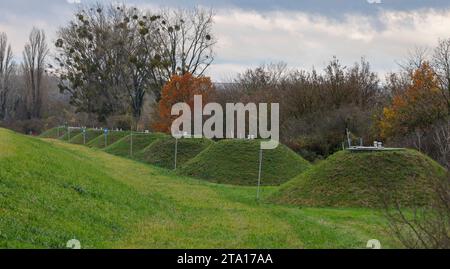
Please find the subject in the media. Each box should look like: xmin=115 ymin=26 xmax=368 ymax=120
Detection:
xmin=104 ymin=132 xmax=169 ymax=159
xmin=136 ymin=137 xmax=214 ymax=169
xmin=70 ymin=130 xmax=103 ymax=145
xmin=269 ymin=150 xmax=447 ymax=208
xmin=38 ymin=127 xmax=66 ymax=139
xmin=59 ymin=129 xmax=83 ymax=142
xmin=0 ymin=128 xmax=400 ymax=248
xmin=179 ymin=139 xmax=311 ymax=186
xmin=86 ymin=131 xmax=127 ymax=149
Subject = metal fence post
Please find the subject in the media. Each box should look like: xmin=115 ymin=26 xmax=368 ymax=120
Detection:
xmin=256 ymin=148 xmax=263 ymax=200
xmin=130 ymin=130 xmax=133 ymax=157
xmin=174 ymin=138 xmax=179 ymax=170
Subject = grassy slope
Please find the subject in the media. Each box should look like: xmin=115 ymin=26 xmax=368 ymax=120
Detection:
xmin=104 ymin=132 xmax=168 ymax=159
xmin=269 ymin=150 xmax=447 ymax=208
xmin=179 ymin=140 xmax=311 ymax=186
xmin=86 ymin=131 xmax=127 ymax=149
xmin=70 ymin=130 xmax=103 ymax=145
xmin=59 ymin=129 xmax=83 ymax=142
xmin=0 ymin=128 xmax=399 ymax=248
xmin=39 ymin=127 xmax=66 ymax=139
xmin=136 ymin=137 xmax=214 ymax=169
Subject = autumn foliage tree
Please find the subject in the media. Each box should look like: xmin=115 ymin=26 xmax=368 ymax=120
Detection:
xmin=153 ymin=72 xmax=214 ymax=133
xmin=379 ymin=62 xmax=448 ymax=139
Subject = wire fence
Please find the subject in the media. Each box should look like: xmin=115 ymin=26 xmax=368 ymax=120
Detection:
xmin=51 ymin=126 xmax=266 ymax=200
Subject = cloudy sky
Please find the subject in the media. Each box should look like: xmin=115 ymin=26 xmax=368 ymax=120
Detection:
xmin=1 ymin=0 xmax=450 ymax=81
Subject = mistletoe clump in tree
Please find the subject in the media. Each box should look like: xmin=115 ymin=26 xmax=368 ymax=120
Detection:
xmin=54 ymin=4 xmax=215 ymax=127
xmin=54 ymin=5 xmax=162 ymax=124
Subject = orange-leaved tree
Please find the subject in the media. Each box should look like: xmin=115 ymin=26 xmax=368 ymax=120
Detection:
xmin=379 ymin=62 xmax=448 ymax=139
xmin=152 ymin=72 xmax=215 ymax=133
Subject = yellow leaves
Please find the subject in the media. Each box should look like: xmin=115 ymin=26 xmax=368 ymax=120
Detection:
xmin=378 ymin=62 xmax=448 ymax=139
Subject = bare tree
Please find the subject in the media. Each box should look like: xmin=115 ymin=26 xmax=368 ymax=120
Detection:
xmin=23 ymin=28 xmax=49 ymax=119
xmin=433 ymin=120 xmax=450 ymax=169
xmin=55 ymin=4 xmax=162 ymax=126
xmin=151 ymin=7 xmax=215 ymax=100
xmin=433 ymin=38 xmax=450 ymax=111
xmin=0 ymin=32 xmax=14 ymax=120
xmin=55 ymin=4 xmax=216 ymax=125
xmin=398 ymin=46 xmax=429 ymax=76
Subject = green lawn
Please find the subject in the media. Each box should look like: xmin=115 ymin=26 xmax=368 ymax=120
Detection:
xmin=270 ymin=149 xmax=447 ymax=207
xmin=0 ymin=128 xmax=400 ymax=248
xmin=104 ymin=132 xmax=168 ymax=159
xmin=136 ymin=137 xmax=214 ymax=170
xmin=180 ymin=139 xmax=311 ymax=185
xmin=70 ymin=130 xmax=103 ymax=145
xmin=39 ymin=127 xmax=66 ymax=139
xmin=86 ymin=131 xmax=128 ymax=149
xmin=59 ymin=128 xmax=83 ymax=142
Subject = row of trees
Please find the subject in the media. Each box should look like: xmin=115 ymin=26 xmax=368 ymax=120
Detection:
xmin=0 ymin=29 xmax=53 ymax=132
xmin=53 ymin=4 xmax=214 ymax=128
xmin=209 ymin=59 xmax=382 ymax=159
xmin=378 ymin=41 xmax=450 ymax=168
xmin=150 ymin=55 xmax=448 ymax=167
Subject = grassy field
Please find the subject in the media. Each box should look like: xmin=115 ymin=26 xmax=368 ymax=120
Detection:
xmin=269 ymin=150 xmax=447 ymax=207
xmin=0 ymin=128 xmax=400 ymax=248
xmin=59 ymin=129 xmax=83 ymax=142
xmin=86 ymin=131 xmax=128 ymax=149
xmin=136 ymin=137 xmax=214 ymax=169
xmin=38 ymin=127 xmax=66 ymax=139
xmin=69 ymin=130 xmax=103 ymax=145
xmin=104 ymin=132 xmax=168 ymax=159
xmin=179 ymin=139 xmax=311 ymax=185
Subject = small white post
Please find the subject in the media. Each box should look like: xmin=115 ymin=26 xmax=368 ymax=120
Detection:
xmin=256 ymin=148 xmax=263 ymax=201
xmin=130 ymin=130 xmax=133 ymax=157
xmin=174 ymin=138 xmax=179 ymax=170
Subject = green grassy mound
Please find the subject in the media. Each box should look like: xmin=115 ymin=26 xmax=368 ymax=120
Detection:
xmin=0 ymin=128 xmax=400 ymax=248
xmin=69 ymin=130 xmax=103 ymax=145
xmin=179 ymin=139 xmax=311 ymax=186
xmin=86 ymin=131 xmax=127 ymax=149
xmin=269 ymin=149 xmax=447 ymax=208
xmin=59 ymin=129 xmax=83 ymax=142
xmin=39 ymin=127 xmax=66 ymax=139
xmin=104 ymin=132 xmax=169 ymax=158
xmin=136 ymin=137 xmax=214 ymax=169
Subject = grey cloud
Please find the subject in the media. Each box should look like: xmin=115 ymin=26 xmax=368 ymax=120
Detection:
xmin=1 ymin=0 xmax=450 ymax=80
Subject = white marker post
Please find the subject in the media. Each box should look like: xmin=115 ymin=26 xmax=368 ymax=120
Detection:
xmin=130 ymin=130 xmax=133 ymax=157
xmin=256 ymin=148 xmax=263 ymax=201
xmin=174 ymin=137 xmax=179 ymax=170
xmin=83 ymin=128 xmax=86 ymax=144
